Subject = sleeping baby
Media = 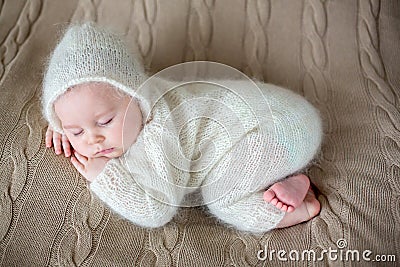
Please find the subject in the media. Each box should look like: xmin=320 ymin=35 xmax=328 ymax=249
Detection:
xmin=42 ymin=23 xmax=322 ymax=234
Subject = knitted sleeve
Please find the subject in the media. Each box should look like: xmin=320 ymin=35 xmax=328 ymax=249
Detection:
xmin=90 ymin=123 xmax=188 ymax=228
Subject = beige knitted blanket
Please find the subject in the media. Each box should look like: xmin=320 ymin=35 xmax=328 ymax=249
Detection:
xmin=0 ymin=1 xmax=399 ymax=266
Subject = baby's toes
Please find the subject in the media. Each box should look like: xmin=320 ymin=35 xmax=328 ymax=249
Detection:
xmin=263 ymin=190 xmax=275 ymax=202
xmin=271 ymin=198 xmax=278 ymax=205
xmin=287 ymin=206 xmax=295 ymax=213
xmin=276 ymin=202 xmax=283 ymax=209
xmin=281 ymin=204 xmax=288 ymax=212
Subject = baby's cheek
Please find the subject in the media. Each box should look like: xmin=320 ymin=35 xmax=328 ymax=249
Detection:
xmin=69 ymin=139 xmax=89 ymax=156
xmin=119 ymin=124 xmax=137 ymax=148
xmin=110 ymin=125 xmax=124 ymax=145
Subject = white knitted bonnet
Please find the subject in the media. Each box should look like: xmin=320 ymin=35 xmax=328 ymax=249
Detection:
xmin=42 ymin=22 xmax=148 ymax=133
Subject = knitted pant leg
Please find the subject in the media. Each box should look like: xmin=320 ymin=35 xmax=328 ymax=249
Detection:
xmin=202 ymin=123 xmax=323 ymax=233
xmin=201 ymin=131 xmax=291 ymax=233
xmin=206 ymin=190 xmax=285 ymax=233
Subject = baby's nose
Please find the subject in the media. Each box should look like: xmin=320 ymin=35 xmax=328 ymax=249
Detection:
xmin=87 ymin=133 xmax=105 ymax=144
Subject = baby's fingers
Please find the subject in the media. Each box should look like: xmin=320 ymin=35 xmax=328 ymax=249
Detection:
xmin=62 ymin=135 xmax=72 ymax=157
xmin=53 ymin=131 xmax=62 ymax=155
xmin=71 ymin=156 xmax=85 ymax=175
xmin=45 ymin=126 xmax=54 ymax=148
xmin=73 ymin=151 xmax=88 ymax=165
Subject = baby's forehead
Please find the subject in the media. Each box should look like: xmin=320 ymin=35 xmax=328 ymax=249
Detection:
xmin=54 ymin=82 xmax=130 ymax=109
xmin=66 ymin=82 xmax=128 ymax=98
xmin=71 ymin=82 xmax=117 ymax=93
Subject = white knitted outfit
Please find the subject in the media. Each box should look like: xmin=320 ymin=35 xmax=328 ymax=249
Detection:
xmin=43 ymin=23 xmax=323 ymax=234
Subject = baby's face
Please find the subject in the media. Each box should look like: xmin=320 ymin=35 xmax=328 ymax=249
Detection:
xmin=54 ymin=82 xmax=143 ymax=159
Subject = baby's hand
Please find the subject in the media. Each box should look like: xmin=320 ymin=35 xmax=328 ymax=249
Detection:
xmin=71 ymin=151 xmax=110 ymax=182
xmin=45 ymin=125 xmax=72 ymax=157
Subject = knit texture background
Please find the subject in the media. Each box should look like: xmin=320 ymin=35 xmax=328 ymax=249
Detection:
xmin=0 ymin=0 xmax=399 ymax=266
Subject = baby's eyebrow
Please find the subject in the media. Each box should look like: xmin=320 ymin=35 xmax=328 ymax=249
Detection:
xmin=62 ymin=109 xmax=115 ymax=129
xmin=63 ymin=124 xmax=81 ymax=129
xmin=94 ymin=110 xmax=113 ymax=119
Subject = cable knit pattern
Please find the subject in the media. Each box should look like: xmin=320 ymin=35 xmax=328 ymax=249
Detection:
xmin=242 ymin=0 xmax=270 ymax=80
xmin=357 ymin=0 xmax=400 ymax=255
xmin=131 ymin=0 xmax=157 ymax=67
xmin=301 ymin=0 xmax=347 ymax=253
xmin=90 ymin=79 xmax=323 ymax=234
xmin=185 ymin=0 xmax=215 ymax=61
xmin=0 ymin=87 xmax=45 ymax=261
xmin=0 ymin=0 xmax=42 ymax=81
xmin=71 ymin=0 xmax=100 ymax=22
xmin=3 ymin=1 xmax=399 ymax=265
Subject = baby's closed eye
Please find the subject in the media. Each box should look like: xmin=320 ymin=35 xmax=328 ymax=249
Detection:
xmin=99 ymin=117 xmax=113 ymax=126
xmin=73 ymin=130 xmax=83 ymax=136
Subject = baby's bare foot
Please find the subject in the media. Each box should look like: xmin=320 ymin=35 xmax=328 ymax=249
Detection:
xmin=263 ymin=174 xmax=310 ymax=212
xmin=276 ymin=188 xmax=320 ymax=228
